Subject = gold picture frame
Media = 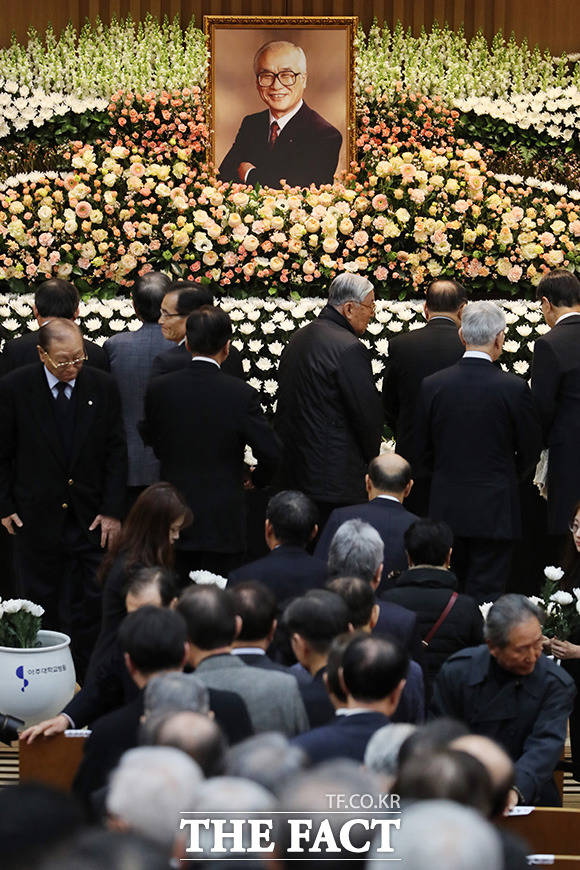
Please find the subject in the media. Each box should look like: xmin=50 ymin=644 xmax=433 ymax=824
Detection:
xmin=204 ymin=15 xmax=357 ymax=188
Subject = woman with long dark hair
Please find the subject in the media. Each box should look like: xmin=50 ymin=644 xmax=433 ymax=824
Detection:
xmin=548 ymin=499 xmax=580 ymax=779
xmin=20 ymin=482 xmax=191 ymax=742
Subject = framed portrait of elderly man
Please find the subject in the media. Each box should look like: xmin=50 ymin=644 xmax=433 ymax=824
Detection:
xmin=205 ymin=16 xmax=357 ymax=190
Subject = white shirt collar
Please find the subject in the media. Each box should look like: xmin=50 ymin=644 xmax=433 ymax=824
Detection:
xmin=44 ymin=366 xmax=76 ymax=395
xmin=191 ymin=356 xmax=220 ymax=368
xmin=231 ymin=648 xmax=266 ymax=656
xmin=269 ymin=99 xmax=303 ymax=133
xmin=178 ymin=337 xmax=186 ymax=346
xmin=463 ymin=350 xmax=492 ymax=362
xmin=555 ymin=311 xmax=580 ymax=325
xmin=376 ymin=494 xmax=401 ymax=503
xmin=336 ymin=708 xmax=374 ymax=717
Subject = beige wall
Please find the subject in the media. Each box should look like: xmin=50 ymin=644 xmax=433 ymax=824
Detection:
xmin=1 ymin=0 xmax=579 ymax=56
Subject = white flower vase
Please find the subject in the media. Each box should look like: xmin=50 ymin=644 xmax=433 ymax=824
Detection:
xmin=0 ymin=630 xmax=76 ymax=727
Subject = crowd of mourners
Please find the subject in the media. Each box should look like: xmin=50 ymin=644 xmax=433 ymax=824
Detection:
xmin=1 ymin=266 xmax=580 ymax=868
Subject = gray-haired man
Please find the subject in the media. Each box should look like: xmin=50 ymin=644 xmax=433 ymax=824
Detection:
xmin=275 ymin=273 xmax=383 ymax=527
xmin=431 ymin=594 xmax=575 ymax=807
xmin=415 ymin=301 xmax=542 ymax=603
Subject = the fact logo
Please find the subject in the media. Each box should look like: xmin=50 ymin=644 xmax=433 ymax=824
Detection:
xmin=179 ymin=794 xmax=401 ymax=861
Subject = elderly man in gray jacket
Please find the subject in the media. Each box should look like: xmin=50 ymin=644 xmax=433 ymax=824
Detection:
xmin=177 ymin=584 xmax=309 ymax=737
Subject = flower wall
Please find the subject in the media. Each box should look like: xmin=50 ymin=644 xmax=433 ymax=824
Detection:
xmin=0 ymin=17 xmax=578 ymax=301
xmin=0 ymin=294 xmax=546 ymax=416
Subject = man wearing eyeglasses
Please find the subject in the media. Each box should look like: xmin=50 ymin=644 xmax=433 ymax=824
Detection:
xmin=0 ymin=318 xmax=127 ymax=679
xmin=218 ymin=40 xmax=342 ymax=189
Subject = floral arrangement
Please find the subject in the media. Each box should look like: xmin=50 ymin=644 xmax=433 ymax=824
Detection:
xmin=528 ymin=566 xmax=580 ymax=640
xmin=0 ymin=79 xmax=109 ymax=141
xmin=0 ymin=598 xmax=44 ymax=648
xmin=0 ymin=294 xmax=552 ymax=415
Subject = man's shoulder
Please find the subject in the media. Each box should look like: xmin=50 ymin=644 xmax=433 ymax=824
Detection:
xmin=238 ymin=109 xmax=269 ymax=131
xmin=296 ymin=103 xmax=341 ymax=138
xmin=443 ymin=644 xmax=487 ymax=671
xmin=537 ymin=653 xmax=576 ymax=690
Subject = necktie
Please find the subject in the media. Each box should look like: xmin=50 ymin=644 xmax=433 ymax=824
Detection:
xmin=54 ymin=381 xmax=69 ymax=415
xmin=269 ymin=121 xmax=279 ymax=149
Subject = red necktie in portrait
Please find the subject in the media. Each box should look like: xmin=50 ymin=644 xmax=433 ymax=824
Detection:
xmin=269 ymin=121 xmax=279 ymax=148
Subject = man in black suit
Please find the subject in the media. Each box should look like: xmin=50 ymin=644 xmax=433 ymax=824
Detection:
xmin=325 ymin=517 xmax=419 ymax=654
xmin=291 ymin=633 xmax=408 ymax=764
xmin=143 ymin=306 xmax=280 ymax=579
xmin=382 ymin=279 xmax=466 ymax=515
xmin=73 ymin=606 xmax=188 ymax=803
xmin=275 ymin=273 xmax=383 ymax=527
xmin=219 ymin=40 xmax=342 ymax=189
xmin=0 ymin=278 xmax=109 ymax=375
xmin=151 ymin=281 xmax=243 ymax=381
xmin=315 ymin=453 xmax=418 ymax=586
xmin=532 ymin=270 xmax=580 ymax=548
xmin=229 ymin=581 xmax=293 ymax=674
xmin=0 ymin=319 xmax=127 ymax=675
xmin=416 ymin=301 xmax=542 ymax=604
xmin=228 ymin=490 xmax=326 ymax=600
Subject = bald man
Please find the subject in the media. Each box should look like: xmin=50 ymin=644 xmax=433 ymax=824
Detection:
xmin=314 ymin=454 xmax=419 ymax=587
xmin=0 ymin=318 xmax=127 ymax=678
xmin=452 ymin=734 xmax=515 ymax=816
xmin=218 ymin=40 xmax=342 ymax=189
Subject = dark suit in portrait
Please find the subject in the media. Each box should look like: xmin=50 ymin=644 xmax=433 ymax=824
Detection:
xmin=0 ymin=363 xmax=127 ymax=671
xmin=382 ymin=317 xmax=464 ymax=514
xmin=291 ymin=711 xmax=390 ymax=765
xmin=415 ymin=357 xmax=542 ymax=603
xmin=143 ymin=361 xmax=280 ymax=574
xmin=315 ymin=497 xmax=419 ymax=587
xmin=0 ymin=329 xmax=109 ymax=375
xmin=219 ymin=103 xmax=342 ymax=190
xmin=531 ymin=314 xmax=580 ymax=534
xmin=104 ymin=323 xmax=173 ymax=492
xmin=228 ymin=544 xmax=327 ymax=603
xmin=150 ymin=340 xmax=244 ymax=381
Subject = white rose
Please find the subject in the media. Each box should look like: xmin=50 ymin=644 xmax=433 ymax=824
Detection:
xmin=544 ymin=565 xmax=565 ymax=582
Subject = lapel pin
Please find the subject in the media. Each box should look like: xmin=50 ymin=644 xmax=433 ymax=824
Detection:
xmin=88 ymin=400 xmax=93 ymax=406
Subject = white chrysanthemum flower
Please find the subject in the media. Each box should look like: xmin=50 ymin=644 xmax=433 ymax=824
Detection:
xmin=544 ymin=565 xmax=565 ymax=582
xmin=550 ymin=591 xmax=573 ymax=606
xmin=479 ymin=602 xmax=494 ymax=621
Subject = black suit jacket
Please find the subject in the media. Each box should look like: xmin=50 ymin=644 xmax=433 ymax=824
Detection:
xmin=0 ymin=363 xmax=127 ymax=548
xmin=531 ymin=314 xmax=580 ymax=533
xmin=228 ymin=545 xmax=327 ymax=603
xmin=291 ymin=711 xmax=390 ymax=764
xmin=143 ymin=362 xmax=280 ymax=552
xmin=315 ymin=497 xmax=419 ymax=586
xmin=150 ymin=341 xmax=244 ymax=381
xmin=382 ymin=317 xmax=464 ymax=463
xmin=219 ymin=102 xmax=342 ymax=189
xmin=0 ymin=329 xmax=109 ymax=376
xmin=416 ymin=358 xmax=542 ymax=539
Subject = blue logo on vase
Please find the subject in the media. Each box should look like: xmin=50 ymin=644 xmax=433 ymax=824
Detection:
xmin=15 ymin=665 xmax=29 ymax=693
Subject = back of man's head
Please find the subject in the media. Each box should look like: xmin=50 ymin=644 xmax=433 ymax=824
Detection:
xmin=177 ymin=584 xmax=237 ymax=650
xmin=398 ymin=717 xmax=470 ymax=768
xmin=132 ymin=271 xmax=172 ymax=322
xmin=106 ymin=747 xmax=203 ymax=853
xmin=324 ymin=631 xmax=357 ymax=704
xmin=451 ymin=734 xmax=514 ymax=818
xmin=425 ymin=279 xmax=467 ymax=313
xmin=143 ymin=672 xmax=210 ymax=720
xmin=460 ymin=301 xmax=505 ymax=347
xmin=266 ymin=490 xmax=318 ymax=547
xmin=367 ymin=453 xmax=411 ymax=495
xmin=282 ymin=590 xmax=350 ymax=654
xmin=34 ymin=279 xmax=79 ymax=319
xmin=154 ymin=711 xmax=226 ymax=777
xmin=186 ymin=305 xmax=232 ymax=356
xmin=37 ymin=317 xmax=83 ymax=352
xmin=117 ymin=606 xmax=187 ymax=676
xmin=364 ymin=722 xmax=417 ymax=778
xmin=538 ymin=268 xmax=580 ymax=307
xmin=169 ymin=281 xmax=215 ymax=314
xmin=384 ymin=800 xmax=502 ymax=870
xmin=326 ymin=576 xmax=375 ymax=629
xmin=395 ymin=748 xmax=493 ymax=815
xmin=224 ymin=733 xmax=307 ymax=796
xmin=228 ymin=581 xmax=277 ymax=642
xmin=328 ymin=273 xmax=373 ymax=308
xmin=404 ymin=519 xmax=453 ymax=567
xmin=341 ymin=634 xmax=409 ymax=703
xmin=327 ymin=519 xmax=384 ymax=585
